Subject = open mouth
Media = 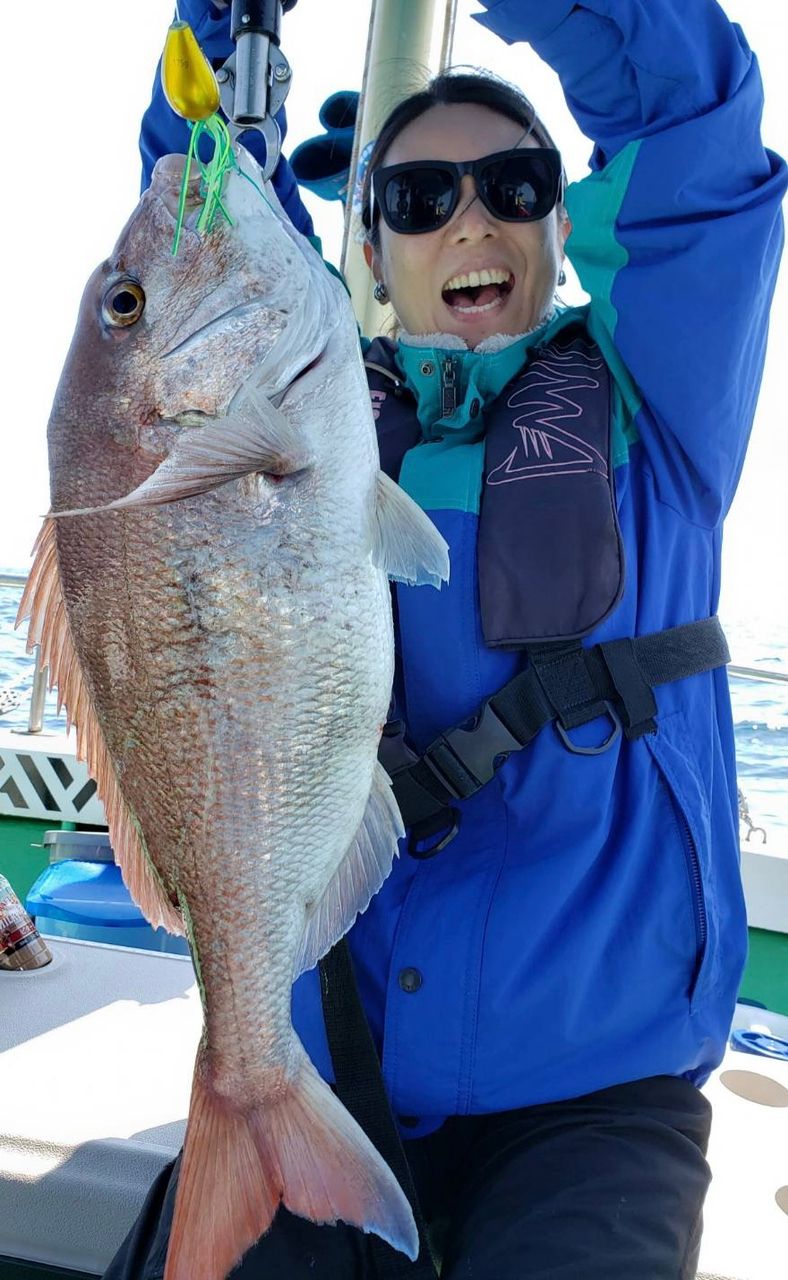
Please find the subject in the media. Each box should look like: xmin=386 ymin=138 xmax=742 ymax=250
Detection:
xmin=441 ymin=268 xmax=514 ymax=316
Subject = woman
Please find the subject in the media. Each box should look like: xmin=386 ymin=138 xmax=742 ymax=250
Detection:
xmin=107 ymin=1 xmax=786 ymax=1277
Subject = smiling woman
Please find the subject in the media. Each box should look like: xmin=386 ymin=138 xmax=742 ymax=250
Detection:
xmin=360 ymin=74 xmax=569 ymax=344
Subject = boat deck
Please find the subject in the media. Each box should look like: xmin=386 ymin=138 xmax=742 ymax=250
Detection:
xmin=0 ymin=937 xmax=785 ymax=1278
xmin=0 ymin=938 xmax=199 ymax=1276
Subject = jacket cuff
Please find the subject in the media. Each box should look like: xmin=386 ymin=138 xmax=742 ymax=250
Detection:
xmin=472 ymin=0 xmax=576 ymax=45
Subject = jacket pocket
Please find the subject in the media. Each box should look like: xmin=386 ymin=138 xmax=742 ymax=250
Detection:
xmin=644 ymin=711 xmax=718 ymax=1009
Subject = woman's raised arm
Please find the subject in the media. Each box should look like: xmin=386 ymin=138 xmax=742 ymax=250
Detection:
xmin=475 ymin=0 xmax=787 ymax=525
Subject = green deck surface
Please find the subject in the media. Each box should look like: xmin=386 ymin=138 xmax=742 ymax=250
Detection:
xmin=740 ymin=926 xmax=788 ymax=1015
xmin=0 ymin=818 xmax=53 ymax=904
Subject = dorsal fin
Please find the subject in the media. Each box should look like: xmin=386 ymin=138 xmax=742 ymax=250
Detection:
xmin=17 ymin=520 xmax=184 ymax=935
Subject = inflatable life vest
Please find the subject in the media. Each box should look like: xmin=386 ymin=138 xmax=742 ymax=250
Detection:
xmin=365 ymin=327 xmax=728 ymax=852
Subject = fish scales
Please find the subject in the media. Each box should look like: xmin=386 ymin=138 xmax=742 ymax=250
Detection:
xmin=19 ymin=148 xmax=448 ymax=1280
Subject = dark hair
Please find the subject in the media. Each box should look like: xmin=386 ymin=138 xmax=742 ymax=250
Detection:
xmin=361 ymin=70 xmax=562 ymax=246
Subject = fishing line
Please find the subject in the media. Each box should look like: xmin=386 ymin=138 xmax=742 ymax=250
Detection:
xmin=171 ymin=116 xmax=278 ymax=255
xmin=172 ymin=126 xmax=200 ymax=257
xmin=233 ymin=163 xmax=276 ymax=213
xmin=171 ymin=114 xmax=235 ymax=254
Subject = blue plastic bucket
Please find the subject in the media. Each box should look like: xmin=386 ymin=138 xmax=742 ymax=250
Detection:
xmin=26 ymin=832 xmax=189 ymax=956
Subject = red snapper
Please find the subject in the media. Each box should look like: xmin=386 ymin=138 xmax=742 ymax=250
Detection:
xmin=19 ymin=149 xmax=448 ymax=1280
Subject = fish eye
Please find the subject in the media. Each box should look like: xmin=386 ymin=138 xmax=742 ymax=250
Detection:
xmin=102 ymin=279 xmax=146 ymax=328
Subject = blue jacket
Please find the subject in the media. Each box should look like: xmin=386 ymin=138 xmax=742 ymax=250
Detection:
xmin=141 ymin=0 xmax=786 ymax=1138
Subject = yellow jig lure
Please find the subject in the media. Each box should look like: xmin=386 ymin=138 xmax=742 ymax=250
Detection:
xmin=160 ymin=21 xmax=234 ymax=255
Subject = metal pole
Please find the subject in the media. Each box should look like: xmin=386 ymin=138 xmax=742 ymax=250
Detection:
xmin=341 ymin=0 xmax=458 ymax=336
xmin=27 ymin=645 xmax=48 ymax=734
xmin=438 ymin=0 xmax=458 ymax=70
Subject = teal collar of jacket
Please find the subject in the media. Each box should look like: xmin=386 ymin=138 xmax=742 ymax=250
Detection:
xmin=393 ymin=307 xmax=584 ymax=439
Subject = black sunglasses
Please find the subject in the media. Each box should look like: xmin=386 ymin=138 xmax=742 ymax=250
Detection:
xmin=370 ymin=147 xmax=563 ymax=235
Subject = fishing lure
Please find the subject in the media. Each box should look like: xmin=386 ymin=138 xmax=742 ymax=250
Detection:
xmin=161 ymin=20 xmax=235 ymax=255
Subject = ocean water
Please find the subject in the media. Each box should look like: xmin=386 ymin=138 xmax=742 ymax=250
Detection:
xmin=1 ymin=576 xmax=785 ymax=849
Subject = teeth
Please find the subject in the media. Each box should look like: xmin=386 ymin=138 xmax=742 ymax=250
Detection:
xmin=443 ymin=268 xmax=512 ymax=292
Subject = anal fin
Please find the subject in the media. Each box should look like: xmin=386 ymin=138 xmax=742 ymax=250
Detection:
xmin=294 ymin=761 xmax=405 ymax=978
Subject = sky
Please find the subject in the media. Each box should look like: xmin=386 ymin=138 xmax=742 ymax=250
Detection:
xmin=3 ymin=0 xmax=787 ymax=629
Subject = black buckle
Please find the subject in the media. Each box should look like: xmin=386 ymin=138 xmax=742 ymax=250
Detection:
xmin=378 ymin=719 xmax=421 ymax=777
xmin=422 ymin=700 xmax=524 ymax=799
xmin=408 ymin=808 xmax=460 ymax=859
xmin=555 ymin=701 xmax=622 ymax=755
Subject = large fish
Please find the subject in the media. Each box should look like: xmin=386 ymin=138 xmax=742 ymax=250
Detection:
xmin=19 ymin=149 xmax=448 ymax=1279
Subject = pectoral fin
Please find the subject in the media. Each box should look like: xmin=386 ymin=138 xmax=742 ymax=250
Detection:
xmin=373 ymin=470 xmax=450 ymax=588
xmin=50 ymin=391 xmax=313 ymax=517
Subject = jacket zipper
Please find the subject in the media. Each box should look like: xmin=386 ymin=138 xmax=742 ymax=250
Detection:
xmin=441 ymin=357 xmax=457 ymax=417
xmin=664 ymin=779 xmax=708 ymax=985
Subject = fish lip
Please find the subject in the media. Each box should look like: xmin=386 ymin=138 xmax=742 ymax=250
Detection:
xmin=161 ymin=297 xmax=277 ymax=359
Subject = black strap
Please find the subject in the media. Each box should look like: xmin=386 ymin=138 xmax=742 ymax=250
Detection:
xmin=319 ymin=941 xmax=439 ymax=1278
xmin=384 ymin=617 xmax=729 ymax=846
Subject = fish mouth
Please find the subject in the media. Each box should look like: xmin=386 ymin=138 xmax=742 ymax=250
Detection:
xmin=150 ymin=155 xmax=203 ymax=219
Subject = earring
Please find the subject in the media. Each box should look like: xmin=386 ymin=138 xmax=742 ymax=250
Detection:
xmin=374 ymin=280 xmax=389 ymax=304
xmin=557 ymin=269 xmax=566 ymax=287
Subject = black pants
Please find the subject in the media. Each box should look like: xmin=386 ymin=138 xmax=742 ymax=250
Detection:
xmin=103 ymin=1075 xmax=711 ymax=1280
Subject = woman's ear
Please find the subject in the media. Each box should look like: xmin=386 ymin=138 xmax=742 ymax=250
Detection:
xmin=363 ymin=239 xmax=388 ymax=295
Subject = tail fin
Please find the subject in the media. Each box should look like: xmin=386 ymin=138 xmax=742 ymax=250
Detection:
xmin=163 ymin=1044 xmax=419 ymax=1280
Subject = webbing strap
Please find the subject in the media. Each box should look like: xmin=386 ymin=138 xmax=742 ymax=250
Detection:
xmin=318 ymin=941 xmax=439 ymax=1278
xmin=386 ymin=617 xmax=729 ymax=842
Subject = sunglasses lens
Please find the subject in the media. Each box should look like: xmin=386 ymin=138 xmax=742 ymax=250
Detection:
xmin=481 ymin=154 xmax=558 ymax=220
xmin=382 ymin=168 xmax=456 ymax=232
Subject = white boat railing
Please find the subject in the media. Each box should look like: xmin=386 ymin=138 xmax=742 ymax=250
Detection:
xmin=727 ymin=663 xmax=788 ymax=685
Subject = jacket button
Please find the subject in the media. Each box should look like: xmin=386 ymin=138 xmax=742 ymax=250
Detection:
xmin=399 ymin=1115 xmax=420 ymax=1129
xmin=398 ymin=967 xmax=423 ymax=993
xmin=420 ymin=361 xmax=434 ymax=376
xmin=469 ymin=397 xmax=480 ymax=418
